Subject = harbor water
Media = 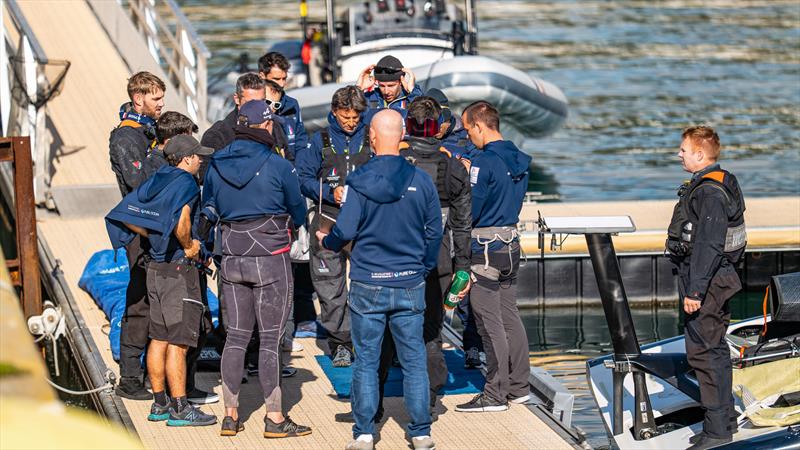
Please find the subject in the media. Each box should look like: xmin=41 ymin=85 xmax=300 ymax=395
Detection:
xmin=177 ymin=1 xmax=798 ymax=447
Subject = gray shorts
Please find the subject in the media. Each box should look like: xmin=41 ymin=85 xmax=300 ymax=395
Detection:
xmin=146 ymin=260 xmax=204 ymax=347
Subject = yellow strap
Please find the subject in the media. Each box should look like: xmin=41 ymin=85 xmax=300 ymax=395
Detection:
xmin=439 ymin=146 xmax=452 ymax=158
xmin=117 ymin=119 xmax=142 ymax=129
xmin=702 ymin=171 xmax=725 ymax=184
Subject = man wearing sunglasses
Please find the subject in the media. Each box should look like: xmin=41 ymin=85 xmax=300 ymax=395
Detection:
xmin=259 ymin=52 xmax=309 ymax=161
xmin=357 ymin=55 xmax=422 ymax=119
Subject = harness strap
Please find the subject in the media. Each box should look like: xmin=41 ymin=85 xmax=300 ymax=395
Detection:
xmin=472 ymin=226 xmax=519 ymax=272
xmin=117 ymin=119 xmax=142 ymax=129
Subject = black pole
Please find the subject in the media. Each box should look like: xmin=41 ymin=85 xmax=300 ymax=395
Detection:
xmin=585 ymin=233 xmax=641 ymax=358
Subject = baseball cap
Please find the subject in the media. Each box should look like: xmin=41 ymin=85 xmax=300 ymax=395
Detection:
xmin=426 ymin=88 xmax=453 ymax=124
xmin=237 ymin=99 xmax=274 ymax=126
xmin=374 ymin=55 xmax=403 ymax=82
xmin=163 ymin=134 xmax=213 ymax=160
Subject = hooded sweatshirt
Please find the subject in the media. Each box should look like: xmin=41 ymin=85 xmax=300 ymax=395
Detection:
xmin=363 ymin=84 xmax=422 ymax=120
xmin=470 ymin=140 xmax=531 ymax=242
xmin=202 ymin=128 xmax=306 ymax=226
xmin=296 ymin=112 xmax=370 ymax=206
xmin=277 ymin=93 xmax=308 ymax=159
xmin=323 ymin=155 xmax=442 ymax=288
xmin=441 ymin=115 xmax=479 ymax=160
xmin=106 ymin=165 xmax=199 ymax=262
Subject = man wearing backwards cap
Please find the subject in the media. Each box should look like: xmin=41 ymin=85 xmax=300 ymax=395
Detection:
xmin=106 ymin=134 xmax=217 ymax=427
xmin=357 ymin=55 xmax=422 ymax=119
xmin=426 ymin=88 xmax=480 ymax=162
xmin=201 ymin=99 xmax=310 ymax=439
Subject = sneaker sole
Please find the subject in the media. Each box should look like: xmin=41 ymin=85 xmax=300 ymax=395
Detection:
xmin=455 ymin=405 xmax=508 ymax=412
xmin=167 ymin=419 xmax=218 ymax=427
xmin=147 ymin=413 xmax=170 ymax=422
xmin=220 ymin=426 xmax=244 ymax=436
xmin=117 ymin=389 xmax=152 ymax=401
xmin=263 ymin=430 xmax=313 ymax=438
xmin=509 ymin=395 xmax=531 ymax=404
xmin=188 ymin=396 xmax=220 ymax=405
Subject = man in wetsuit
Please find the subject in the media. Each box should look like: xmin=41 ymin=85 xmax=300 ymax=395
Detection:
xmin=666 ymin=126 xmax=746 ymax=450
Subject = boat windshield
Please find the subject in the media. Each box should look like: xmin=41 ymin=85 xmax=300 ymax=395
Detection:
xmin=346 ymin=1 xmax=462 ymax=45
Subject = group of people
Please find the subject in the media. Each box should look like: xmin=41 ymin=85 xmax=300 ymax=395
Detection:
xmin=105 ymin=50 xmax=745 ymax=450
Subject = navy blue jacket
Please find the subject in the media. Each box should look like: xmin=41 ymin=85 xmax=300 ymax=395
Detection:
xmin=441 ymin=115 xmax=479 ymax=160
xmin=202 ymin=138 xmax=306 ymax=227
xmin=276 ymin=93 xmax=308 ymax=161
xmin=470 ymin=140 xmax=531 ymax=250
xmin=323 ymin=155 xmax=442 ymax=288
xmin=363 ymin=84 xmax=422 ymax=121
xmin=106 ymin=165 xmax=199 ymax=262
xmin=296 ymin=112 xmax=370 ymax=206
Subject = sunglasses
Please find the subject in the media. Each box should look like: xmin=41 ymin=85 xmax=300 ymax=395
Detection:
xmin=374 ymin=66 xmax=401 ymax=76
xmin=265 ymin=99 xmax=282 ymax=111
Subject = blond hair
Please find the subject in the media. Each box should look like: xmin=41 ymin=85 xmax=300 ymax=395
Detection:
xmin=682 ymin=125 xmax=721 ymax=160
xmin=127 ymin=72 xmax=166 ymax=101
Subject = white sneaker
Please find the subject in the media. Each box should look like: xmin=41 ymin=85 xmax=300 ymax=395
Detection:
xmin=412 ymin=435 xmax=436 ymax=450
xmin=345 ymin=434 xmax=374 ymax=450
xmin=282 ymin=339 xmax=304 ymax=352
xmin=509 ymin=393 xmax=531 ymax=404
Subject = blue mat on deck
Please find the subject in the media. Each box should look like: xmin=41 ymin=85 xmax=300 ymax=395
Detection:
xmin=315 ymin=349 xmax=485 ymax=398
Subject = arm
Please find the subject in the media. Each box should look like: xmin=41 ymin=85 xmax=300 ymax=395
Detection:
xmin=423 ymin=182 xmax=444 ymax=274
xmin=469 ymin=162 xmax=490 ymax=226
xmin=124 ymin=223 xmax=149 ymax=237
xmin=322 ymin=187 xmax=362 ymax=251
xmin=295 ymin=136 xmax=335 ymax=203
xmin=283 ymin=165 xmax=308 ymax=228
xmin=686 ymin=187 xmax=730 ymax=301
xmin=175 ymin=204 xmax=200 ymax=260
xmin=448 ymin=161 xmax=472 ymax=272
xmin=293 ymin=112 xmax=308 ymax=156
xmin=109 ymin=133 xmax=149 ymax=194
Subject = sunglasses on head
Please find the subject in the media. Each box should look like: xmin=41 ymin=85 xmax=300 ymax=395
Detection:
xmin=374 ymin=66 xmax=401 ymax=76
xmin=265 ymin=99 xmax=282 ymax=111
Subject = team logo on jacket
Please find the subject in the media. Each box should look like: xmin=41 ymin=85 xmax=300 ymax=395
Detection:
xmin=470 ymin=166 xmax=480 ymax=185
xmin=132 ymin=160 xmax=142 ymax=170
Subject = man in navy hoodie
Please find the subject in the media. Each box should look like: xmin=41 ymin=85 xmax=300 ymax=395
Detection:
xmin=106 ymin=135 xmax=216 ymax=427
xmin=296 ymin=85 xmax=371 ymax=367
xmin=316 ymin=110 xmax=441 ymax=450
xmin=454 ymin=101 xmax=533 ymax=414
xmin=258 ymin=51 xmax=309 ymax=158
xmin=202 ymin=100 xmax=311 ymax=439
xmin=357 ymin=55 xmax=422 ymax=120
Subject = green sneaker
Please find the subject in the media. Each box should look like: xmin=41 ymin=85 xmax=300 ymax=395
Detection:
xmin=147 ymin=402 xmax=170 ymax=422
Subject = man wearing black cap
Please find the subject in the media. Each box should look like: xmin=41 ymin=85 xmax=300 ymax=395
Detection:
xmin=357 ymin=55 xmax=422 ymax=119
xmin=426 ymin=88 xmax=479 ymax=161
xmin=106 ymin=134 xmax=217 ymax=427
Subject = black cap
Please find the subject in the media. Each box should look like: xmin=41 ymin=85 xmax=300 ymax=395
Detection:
xmin=426 ymin=88 xmax=449 ymax=107
xmin=374 ymin=55 xmax=403 ymax=82
xmin=163 ymin=134 xmax=213 ymax=160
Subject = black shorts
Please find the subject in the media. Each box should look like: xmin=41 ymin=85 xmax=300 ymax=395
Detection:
xmin=146 ymin=260 xmax=204 ymax=347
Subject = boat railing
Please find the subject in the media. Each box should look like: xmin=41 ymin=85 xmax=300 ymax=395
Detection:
xmin=0 ymin=0 xmax=70 ymax=206
xmin=123 ymin=0 xmax=210 ymax=126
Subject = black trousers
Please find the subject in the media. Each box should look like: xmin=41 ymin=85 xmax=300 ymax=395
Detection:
xmin=119 ymin=236 xmax=150 ymax=379
xmin=682 ymin=269 xmax=741 ymax=439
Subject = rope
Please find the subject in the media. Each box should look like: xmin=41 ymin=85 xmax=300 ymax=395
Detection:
xmin=761 ymin=286 xmax=770 ymax=337
xmin=45 ymin=378 xmax=114 ymax=396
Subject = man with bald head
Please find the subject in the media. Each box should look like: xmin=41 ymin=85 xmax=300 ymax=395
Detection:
xmin=316 ymin=110 xmax=441 ymax=450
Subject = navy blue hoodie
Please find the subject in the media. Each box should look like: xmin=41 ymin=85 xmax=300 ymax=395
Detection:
xmin=106 ymin=165 xmax=199 ymax=262
xmin=323 ymin=155 xmax=442 ymax=288
xmin=202 ymin=138 xmax=306 ymax=226
xmin=441 ymin=115 xmax=479 ymax=160
xmin=470 ymin=140 xmax=531 ymax=250
xmin=296 ymin=112 xmax=370 ymax=205
xmin=276 ymin=93 xmax=308 ymax=159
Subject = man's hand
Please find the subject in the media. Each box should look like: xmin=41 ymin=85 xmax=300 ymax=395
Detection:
xmin=184 ymin=239 xmax=201 ymax=260
xmin=683 ymin=297 xmax=701 ymax=314
xmin=456 ymin=276 xmax=472 ymax=299
xmin=315 ymin=230 xmax=328 ymax=248
xmin=401 ymin=67 xmax=415 ymax=93
xmin=334 ymin=186 xmax=345 ymax=204
xmin=357 ymin=64 xmax=376 ymax=90
xmin=458 ymin=157 xmax=471 ymax=172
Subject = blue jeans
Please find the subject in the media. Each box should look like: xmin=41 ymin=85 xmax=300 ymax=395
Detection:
xmin=349 ymin=280 xmax=431 ymax=438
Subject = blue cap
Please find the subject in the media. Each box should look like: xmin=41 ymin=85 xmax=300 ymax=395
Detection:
xmin=237 ymin=100 xmax=274 ymax=126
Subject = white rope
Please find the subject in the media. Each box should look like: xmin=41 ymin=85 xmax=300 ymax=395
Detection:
xmin=45 ymin=378 xmax=114 ymax=396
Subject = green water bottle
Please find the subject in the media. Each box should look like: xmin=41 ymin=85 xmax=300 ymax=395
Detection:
xmin=444 ymin=270 xmax=470 ymax=310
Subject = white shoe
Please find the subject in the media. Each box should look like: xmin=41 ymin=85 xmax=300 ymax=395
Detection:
xmin=412 ymin=435 xmax=436 ymax=450
xmin=509 ymin=393 xmax=531 ymax=404
xmin=282 ymin=339 xmax=304 ymax=352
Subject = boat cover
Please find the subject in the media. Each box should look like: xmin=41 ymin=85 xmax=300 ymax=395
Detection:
xmin=78 ymin=248 xmax=219 ymax=361
xmin=733 ymin=358 xmax=800 ymax=427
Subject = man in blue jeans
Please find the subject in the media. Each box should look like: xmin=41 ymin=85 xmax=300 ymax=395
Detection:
xmin=316 ymin=110 xmax=442 ymax=450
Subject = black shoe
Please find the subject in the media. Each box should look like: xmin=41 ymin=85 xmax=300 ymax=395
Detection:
xmin=147 ymin=401 xmax=171 ymax=422
xmin=166 ymin=404 xmax=217 ymax=427
xmin=687 ymin=435 xmax=732 ymax=450
xmin=689 ymin=432 xmax=705 ymax=445
xmin=220 ymin=416 xmax=244 ymax=436
xmin=464 ymin=347 xmax=482 ymax=370
xmin=187 ymin=388 xmax=220 ymax=405
xmin=455 ymin=392 xmax=508 ymax=412
xmin=373 ymin=406 xmax=384 ymax=423
xmin=263 ymin=416 xmax=312 ymax=438
xmin=116 ymin=376 xmax=151 ymax=401
xmin=332 ymin=345 xmax=353 ymax=367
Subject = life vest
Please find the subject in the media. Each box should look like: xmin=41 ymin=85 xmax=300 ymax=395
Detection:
xmin=318 ymin=126 xmax=371 ymax=194
xmin=399 ymin=140 xmax=454 ymax=208
xmin=666 ymin=168 xmax=746 ymax=261
xmin=118 ymin=107 xmax=157 ymax=141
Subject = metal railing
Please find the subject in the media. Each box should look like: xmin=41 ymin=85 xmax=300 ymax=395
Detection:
xmin=1 ymin=0 xmax=69 ymax=207
xmin=127 ymin=0 xmax=210 ymax=125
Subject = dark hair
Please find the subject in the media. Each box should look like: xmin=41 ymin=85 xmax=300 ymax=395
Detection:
xmin=407 ymin=96 xmax=441 ymax=124
xmin=235 ymin=72 xmax=266 ymax=97
xmin=462 ymin=100 xmax=500 ymax=131
xmin=263 ymin=79 xmax=283 ymax=95
xmin=330 ymin=85 xmax=367 ymax=113
xmin=258 ymin=52 xmax=290 ymax=74
xmin=156 ymin=111 xmax=198 ymax=144
xmin=682 ymin=125 xmax=721 ymax=160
